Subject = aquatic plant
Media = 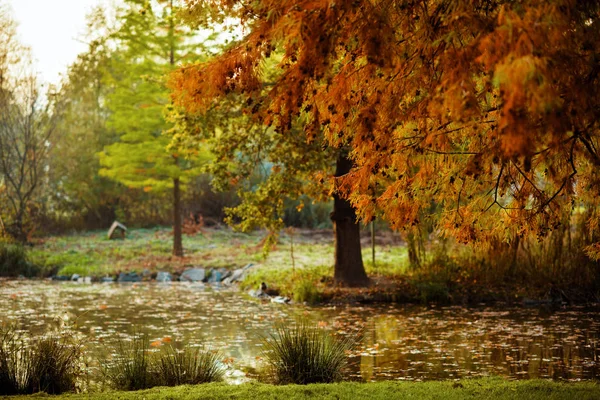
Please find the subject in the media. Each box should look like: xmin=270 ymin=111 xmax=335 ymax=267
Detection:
xmin=0 ymin=325 xmax=82 ymax=395
xmin=102 ymin=334 xmax=224 ymax=390
xmin=101 ymin=334 xmax=156 ymax=391
xmin=261 ymin=321 xmax=354 ymax=384
xmin=154 ymin=345 xmax=224 ymax=386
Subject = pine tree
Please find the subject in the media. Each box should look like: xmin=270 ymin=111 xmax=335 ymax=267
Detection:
xmin=100 ymin=0 xmax=209 ymax=256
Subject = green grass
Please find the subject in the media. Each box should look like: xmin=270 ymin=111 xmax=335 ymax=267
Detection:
xmin=27 ymin=227 xmax=409 ymax=281
xmin=7 ymin=379 xmax=600 ymax=399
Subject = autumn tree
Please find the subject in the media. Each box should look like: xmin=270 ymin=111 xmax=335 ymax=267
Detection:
xmin=172 ymin=0 xmax=600 ymax=272
xmin=99 ymin=0 xmax=210 ymax=256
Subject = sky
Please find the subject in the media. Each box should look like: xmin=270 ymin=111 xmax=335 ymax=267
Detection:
xmin=7 ymin=0 xmax=111 ymax=85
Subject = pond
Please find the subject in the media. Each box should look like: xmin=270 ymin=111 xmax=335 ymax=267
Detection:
xmin=1 ymin=280 xmax=598 ymax=382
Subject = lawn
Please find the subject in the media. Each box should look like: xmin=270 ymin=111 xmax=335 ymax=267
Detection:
xmin=8 ymin=379 xmax=600 ymax=400
xmin=27 ymin=226 xmax=409 ymax=286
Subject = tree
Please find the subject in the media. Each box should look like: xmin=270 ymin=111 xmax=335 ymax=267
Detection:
xmin=0 ymin=4 xmax=61 ymax=242
xmin=99 ymin=0 xmax=209 ymax=256
xmin=172 ymin=0 xmax=600 ymax=265
xmin=47 ymin=7 xmax=122 ymax=229
xmin=171 ymin=49 xmax=370 ymax=286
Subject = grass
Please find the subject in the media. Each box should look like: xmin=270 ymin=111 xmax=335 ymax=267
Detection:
xmin=27 ymin=227 xmax=409 ymax=281
xmin=261 ymin=321 xmax=354 ymax=384
xmin=154 ymin=345 xmax=224 ymax=386
xmin=101 ymin=334 xmax=224 ymax=391
xmin=101 ymin=334 xmax=154 ymax=391
xmin=7 ymin=379 xmax=600 ymax=399
xmin=0 ymin=325 xmax=82 ymax=395
xmin=22 ymin=224 xmax=600 ymax=305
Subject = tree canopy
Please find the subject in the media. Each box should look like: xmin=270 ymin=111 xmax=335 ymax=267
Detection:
xmin=172 ymin=0 xmax=600 ymax=258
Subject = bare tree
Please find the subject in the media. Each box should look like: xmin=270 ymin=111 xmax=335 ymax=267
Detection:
xmin=0 ymin=5 xmax=60 ymax=242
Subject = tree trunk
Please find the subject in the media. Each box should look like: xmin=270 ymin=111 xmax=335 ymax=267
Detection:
xmin=331 ymin=153 xmax=369 ymax=287
xmin=173 ymin=177 xmax=183 ymax=257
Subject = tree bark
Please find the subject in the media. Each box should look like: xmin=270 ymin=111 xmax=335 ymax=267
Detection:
xmin=331 ymin=152 xmax=369 ymax=287
xmin=173 ymin=177 xmax=183 ymax=257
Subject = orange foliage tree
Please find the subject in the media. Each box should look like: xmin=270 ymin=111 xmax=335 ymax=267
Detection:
xmin=172 ymin=1 xmax=600 ymax=274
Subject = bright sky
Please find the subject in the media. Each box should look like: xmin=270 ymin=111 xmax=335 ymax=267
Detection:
xmin=7 ymin=0 xmax=111 ymax=85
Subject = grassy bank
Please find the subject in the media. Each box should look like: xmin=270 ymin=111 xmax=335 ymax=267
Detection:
xmin=8 ymin=379 xmax=600 ymax=400
xmin=13 ymin=226 xmax=600 ymax=305
xmin=27 ymin=227 xmax=402 ymax=277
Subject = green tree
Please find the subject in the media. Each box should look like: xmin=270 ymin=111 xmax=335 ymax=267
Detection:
xmin=99 ymin=0 xmax=209 ymax=256
xmin=47 ymin=7 xmax=122 ymax=229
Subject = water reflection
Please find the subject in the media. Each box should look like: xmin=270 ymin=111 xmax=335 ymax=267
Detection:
xmin=0 ymin=281 xmax=598 ymax=381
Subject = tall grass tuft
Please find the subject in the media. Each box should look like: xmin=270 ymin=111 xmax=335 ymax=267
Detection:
xmin=101 ymin=334 xmax=155 ymax=391
xmin=102 ymin=335 xmax=224 ymax=390
xmin=0 ymin=325 xmax=22 ymax=395
xmin=261 ymin=321 xmax=353 ymax=384
xmin=25 ymin=335 xmax=82 ymax=394
xmin=0 ymin=325 xmax=82 ymax=395
xmin=154 ymin=345 xmax=224 ymax=386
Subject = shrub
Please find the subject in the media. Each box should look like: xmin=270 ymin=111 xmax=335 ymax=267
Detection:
xmin=293 ymin=279 xmax=321 ymax=304
xmin=261 ymin=321 xmax=353 ymax=384
xmin=0 ymin=242 xmax=38 ymax=277
xmin=154 ymin=345 xmax=224 ymax=386
xmin=0 ymin=325 xmax=82 ymax=395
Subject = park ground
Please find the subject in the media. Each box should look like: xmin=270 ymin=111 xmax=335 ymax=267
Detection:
xmin=19 ymin=226 xmax=594 ymax=305
xmin=8 ymin=379 xmax=600 ymax=400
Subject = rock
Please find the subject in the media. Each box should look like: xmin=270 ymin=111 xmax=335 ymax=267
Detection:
xmin=52 ymin=275 xmax=70 ymax=281
xmin=156 ymin=271 xmax=172 ymax=282
xmin=118 ymin=272 xmax=142 ymax=282
xmin=223 ymin=263 xmax=254 ymax=285
xmin=83 ymin=276 xmax=92 ymax=284
xmin=179 ymin=268 xmax=206 ymax=282
xmin=71 ymin=274 xmax=80 ymax=281
xmin=207 ymin=268 xmax=229 ymax=283
xmin=101 ymin=276 xmax=114 ymax=283
xmin=107 ymin=221 xmax=127 ymax=240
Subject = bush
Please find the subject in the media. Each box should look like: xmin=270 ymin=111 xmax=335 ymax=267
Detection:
xmin=154 ymin=345 xmax=224 ymax=386
xmin=293 ymin=279 xmax=321 ymax=304
xmin=0 ymin=325 xmax=82 ymax=395
xmin=102 ymin=335 xmax=224 ymax=391
xmin=0 ymin=242 xmax=37 ymax=277
xmin=261 ymin=321 xmax=353 ymax=384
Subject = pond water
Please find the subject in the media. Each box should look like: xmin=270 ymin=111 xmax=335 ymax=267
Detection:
xmin=1 ymin=281 xmax=598 ymax=382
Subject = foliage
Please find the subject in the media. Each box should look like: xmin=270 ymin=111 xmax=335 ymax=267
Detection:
xmin=174 ymin=0 xmax=600 ymax=261
xmin=0 ymin=325 xmax=82 ymax=395
xmin=0 ymin=241 xmax=33 ymax=277
xmin=45 ymin=7 xmax=122 ymax=232
xmin=261 ymin=321 xmax=353 ymax=384
xmin=98 ymin=0 xmax=214 ymax=256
